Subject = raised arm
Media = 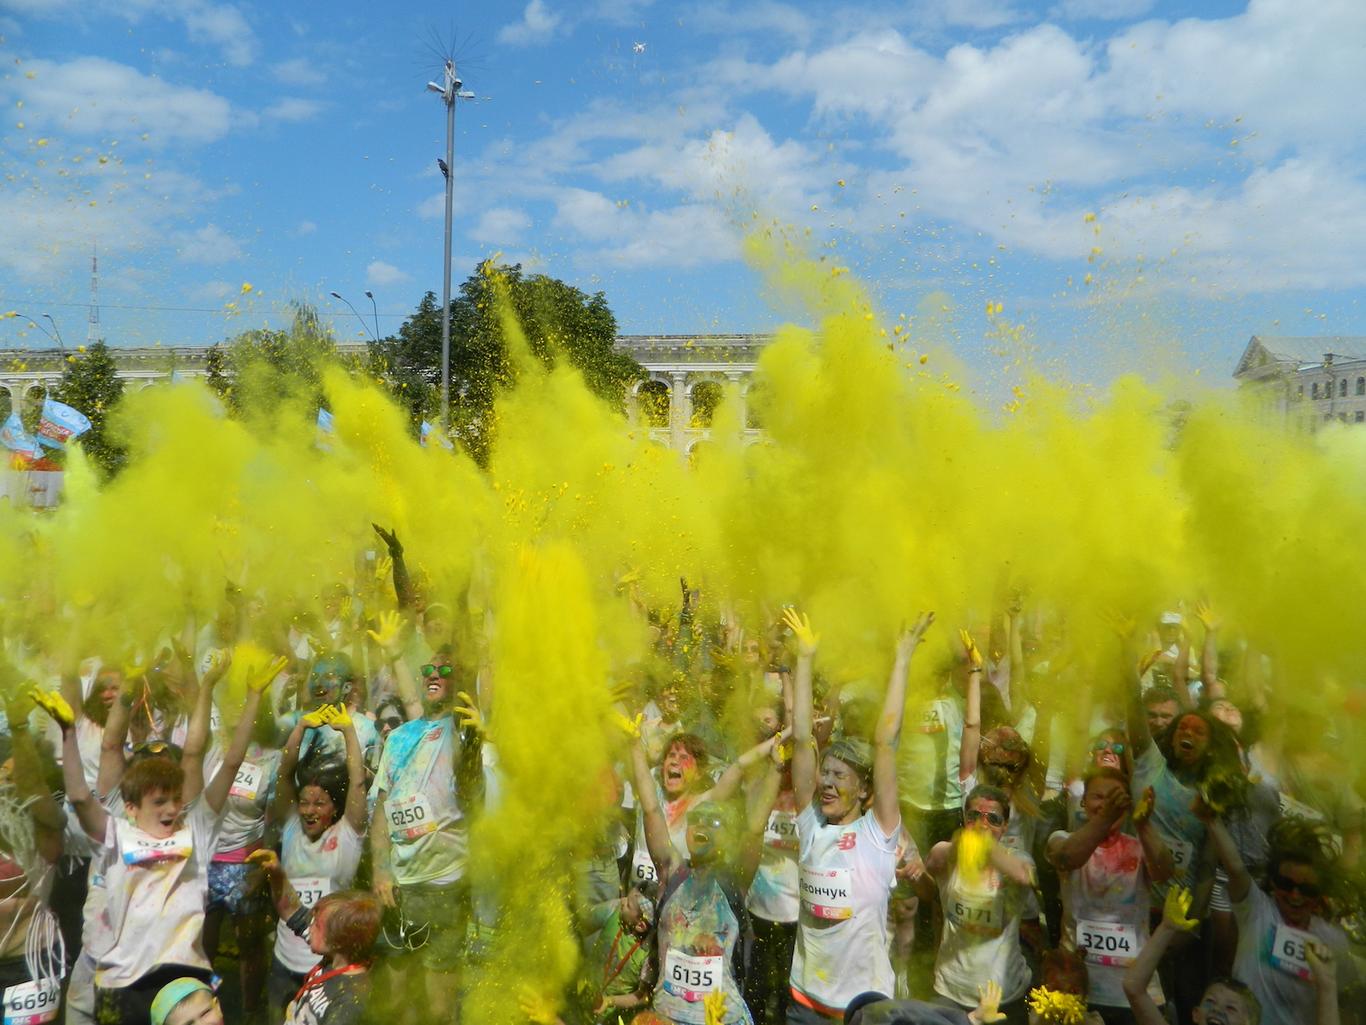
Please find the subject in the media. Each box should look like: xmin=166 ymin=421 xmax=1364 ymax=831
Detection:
xmin=367 ymin=610 xmax=422 ymax=721
xmin=201 ymin=654 xmax=284 ymax=814
xmin=270 ymin=716 xmax=311 ymax=826
xmin=1125 ymin=639 xmax=1155 ymax=756
xmin=96 ymin=674 xmax=134 ymax=797
xmin=1123 ymin=887 xmax=1199 ymax=1025
xmin=1195 ymin=602 xmax=1221 ymax=698
xmin=958 ymin=628 xmax=984 ymax=784
xmin=782 ymin=609 xmax=819 ymax=811
xmin=1306 ymin=940 xmax=1342 ymax=1025
xmin=874 ymin=613 xmax=934 ymax=836
xmin=372 ymin=524 xmax=414 ymax=610
xmin=1132 ymin=787 xmax=1174 ymax=883
xmin=33 ymin=689 xmax=107 ymax=840
xmin=180 ymin=654 xmax=225 ymax=805
xmin=331 ymin=707 xmax=368 ymax=832
xmin=630 ymin=738 xmax=677 ymax=879
xmin=7 ymin=692 xmax=64 ymax=863
xmin=706 ymin=733 xmax=783 ymax=804
xmin=737 ymin=739 xmax=788 ymax=890
xmin=1202 ymin=811 xmax=1253 ymax=905
xmin=1047 ymin=784 xmax=1130 ymax=871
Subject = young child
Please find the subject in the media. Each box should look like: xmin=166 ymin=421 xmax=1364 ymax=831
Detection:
xmin=149 ymin=978 xmax=224 ymax=1025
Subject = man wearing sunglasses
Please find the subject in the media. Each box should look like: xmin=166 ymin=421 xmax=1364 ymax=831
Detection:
xmin=369 ymin=646 xmax=474 ymax=1024
xmin=1205 ymin=812 xmax=1357 ymax=1025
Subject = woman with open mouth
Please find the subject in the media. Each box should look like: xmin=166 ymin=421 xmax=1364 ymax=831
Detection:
xmin=628 ymin=713 xmax=786 ymax=1025
xmin=783 ymin=608 xmax=935 ymax=1025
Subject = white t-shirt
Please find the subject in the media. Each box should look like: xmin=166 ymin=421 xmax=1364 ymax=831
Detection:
xmin=1050 ymin=830 xmax=1161 ymax=1009
xmin=933 ymin=854 xmax=1034 ymax=1007
xmin=370 ymin=716 xmax=466 ymax=885
xmin=92 ymin=797 xmax=221 ymax=989
xmin=274 ymin=814 xmax=364 ymax=973
xmin=789 ymin=804 xmax=899 ymax=1013
xmin=898 ymin=693 xmax=964 ymax=812
xmin=746 ymin=790 xmax=800 ymax=924
xmin=215 ymin=746 xmax=280 ymax=855
xmin=1231 ymin=885 xmax=1357 ymax=1025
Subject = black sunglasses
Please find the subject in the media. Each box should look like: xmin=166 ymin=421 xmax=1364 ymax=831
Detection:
xmin=965 ymin=808 xmax=1006 ymax=827
xmin=1271 ymin=873 xmax=1320 ymax=899
xmin=984 ymin=759 xmax=1026 ymax=774
xmin=420 ymin=664 xmax=454 ymax=678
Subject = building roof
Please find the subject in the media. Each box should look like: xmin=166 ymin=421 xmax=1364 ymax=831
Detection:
xmin=1234 ymin=336 xmax=1366 ymax=379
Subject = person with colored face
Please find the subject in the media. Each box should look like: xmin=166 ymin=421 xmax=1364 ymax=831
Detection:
xmin=1047 ymin=770 xmax=1173 ymax=1020
xmin=369 ymin=644 xmax=479 ymax=1024
xmin=1204 ymin=813 xmax=1357 ymax=1025
xmin=629 ymin=713 xmax=784 ymax=1025
xmin=785 ymin=609 xmax=935 ymax=1025
xmin=253 ymin=701 xmax=368 ymax=1022
xmin=925 ymin=786 xmax=1037 ymax=1023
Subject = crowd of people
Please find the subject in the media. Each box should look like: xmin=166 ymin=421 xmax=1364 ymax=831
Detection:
xmin=0 ymin=526 xmax=1360 ymax=1025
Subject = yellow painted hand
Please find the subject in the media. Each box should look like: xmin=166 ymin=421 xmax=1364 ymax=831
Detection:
xmin=959 ymin=628 xmax=984 ymax=670
xmin=29 ymin=687 xmax=74 ymax=729
xmin=319 ymin=703 xmax=352 ymax=729
xmin=338 ymin=595 xmax=353 ymax=622
xmin=1194 ymin=600 xmax=1220 ymax=632
xmin=703 ymin=990 xmax=728 ymax=1025
xmin=518 ymin=988 xmax=560 ymax=1025
xmin=1163 ymin=886 xmax=1198 ymax=932
xmin=300 ymin=707 xmax=328 ymax=729
xmin=245 ymin=655 xmax=288 ymax=694
xmin=454 ymin=691 xmax=484 ymax=735
xmin=610 ymin=710 xmax=644 ymax=739
xmin=366 ymin=609 xmax=405 ymax=653
xmin=374 ymin=554 xmax=393 ymax=583
xmin=245 ymin=848 xmax=280 ymax=873
xmin=780 ymin=607 xmax=819 ymax=656
xmin=1132 ymin=786 xmax=1155 ymax=825
xmin=972 ymin=980 xmax=1007 ymax=1024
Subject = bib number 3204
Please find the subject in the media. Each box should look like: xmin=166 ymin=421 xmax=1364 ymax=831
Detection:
xmin=3 ymin=980 xmax=60 ymax=1025
xmin=1078 ymin=920 xmax=1136 ymax=966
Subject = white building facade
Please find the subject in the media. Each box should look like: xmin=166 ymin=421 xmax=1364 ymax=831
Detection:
xmin=1232 ymin=336 xmax=1366 ymax=432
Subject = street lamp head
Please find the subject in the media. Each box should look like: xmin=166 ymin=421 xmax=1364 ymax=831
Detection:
xmin=329 ymin=291 xmax=343 ymax=300
xmin=364 ymin=290 xmax=374 ymax=300
xmin=426 ymin=82 xmax=443 ymax=93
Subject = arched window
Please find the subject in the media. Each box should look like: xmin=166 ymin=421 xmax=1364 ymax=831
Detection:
xmin=636 ymin=380 xmax=670 ymax=428
xmin=1357 ymin=376 xmax=1364 ymax=396
xmin=689 ymin=380 xmax=723 ymax=428
xmin=1340 ymin=378 xmax=1348 ymax=397
xmin=1311 ymin=382 xmax=1319 ymax=398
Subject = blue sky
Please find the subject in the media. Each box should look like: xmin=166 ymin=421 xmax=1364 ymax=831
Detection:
xmin=1 ymin=0 xmax=1363 ymax=385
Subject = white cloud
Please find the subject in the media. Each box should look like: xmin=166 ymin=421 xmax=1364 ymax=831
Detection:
xmin=271 ymin=57 xmax=326 ymax=87
xmin=7 ymin=56 xmax=234 ymax=143
xmin=295 ymin=221 xmax=317 ymax=236
xmin=176 ymin=223 xmax=247 ymax=263
xmin=497 ymin=0 xmax=563 ymax=46
xmin=471 ymin=207 xmax=533 ymax=244
xmin=0 ymin=0 xmax=259 ymax=65
xmin=263 ymin=97 xmax=324 ymax=122
xmin=366 ymin=261 xmax=409 ymax=287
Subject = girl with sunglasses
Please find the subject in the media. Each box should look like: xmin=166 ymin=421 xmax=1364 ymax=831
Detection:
xmin=1204 ymin=812 xmax=1357 ymax=1025
xmin=925 ymin=784 xmax=1037 ymax=1023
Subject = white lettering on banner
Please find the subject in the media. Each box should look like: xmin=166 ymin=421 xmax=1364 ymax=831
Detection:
xmin=2 ymin=980 xmax=60 ymax=1025
xmin=1077 ymin=920 xmax=1137 ymax=967
xmin=230 ymin=760 xmax=264 ymax=801
xmin=948 ymin=889 xmax=1001 ymax=936
xmin=387 ymin=793 xmax=438 ymax=842
xmin=290 ymin=875 xmax=332 ymax=909
xmin=662 ymin=950 xmax=722 ymax=1002
xmin=1168 ymin=838 xmax=1194 ymax=876
xmin=799 ymin=866 xmax=853 ymax=920
xmin=764 ymin=810 xmax=798 ymax=852
xmin=630 ymin=847 xmax=657 ymax=884
xmin=1268 ymin=923 xmax=1315 ymax=981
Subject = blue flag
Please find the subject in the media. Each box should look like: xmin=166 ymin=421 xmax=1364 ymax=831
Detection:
xmin=35 ymin=397 xmax=92 ymax=448
xmin=0 ymin=411 xmax=41 ymax=459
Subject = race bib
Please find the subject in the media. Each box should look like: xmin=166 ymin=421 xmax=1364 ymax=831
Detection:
xmin=1169 ymin=838 xmax=1195 ymax=876
xmin=948 ymin=890 xmax=1001 ymax=936
xmin=630 ymin=846 xmax=657 ymax=884
xmin=917 ymin=707 xmax=945 ymax=734
xmin=122 ymin=826 xmax=192 ymax=867
xmin=1078 ymin=920 xmax=1137 ymax=966
xmin=764 ymin=810 xmax=799 ymax=852
xmin=662 ymin=950 xmax=723 ymax=1002
xmin=2 ymin=980 xmax=60 ymax=1025
xmin=1268 ymin=923 xmax=1315 ymax=981
xmin=290 ymin=875 xmax=332 ymax=909
xmin=230 ymin=761 xmax=264 ymax=801
xmin=800 ymin=866 xmax=853 ymax=920
xmin=387 ymin=794 xmax=438 ymax=842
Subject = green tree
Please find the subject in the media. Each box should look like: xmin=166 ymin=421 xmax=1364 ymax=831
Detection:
xmin=371 ymin=263 xmax=642 ymax=463
xmin=55 ymin=340 xmax=126 ymax=479
xmin=211 ymin=303 xmax=337 ymax=420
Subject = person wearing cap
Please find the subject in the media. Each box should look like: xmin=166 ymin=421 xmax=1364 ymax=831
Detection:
xmin=783 ymin=610 xmax=935 ymax=1025
xmin=629 ymin=709 xmax=787 ymax=1025
xmin=149 ymin=978 xmax=223 ymax=1025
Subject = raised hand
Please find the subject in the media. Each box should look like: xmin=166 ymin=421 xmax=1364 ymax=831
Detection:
xmin=320 ymin=703 xmax=352 ymax=729
xmin=780 ymin=607 xmax=819 ymax=656
xmin=959 ymin=628 xmax=983 ymax=670
xmin=1132 ymin=786 xmax=1155 ymax=825
xmin=300 ymin=707 xmax=329 ymax=729
xmin=453 ymin=691 xmax=484 ymax=736
xmin=703 ymin=990 xmax=727 ymax=1025
xmin=610 ymin=709 xmax=644 ymax=740
xmin=1163 ymin=886 xmax=1198 ymax=932
xmin=245 ymin=654 xmax=288 ymax=694
xmin=366 ymin=609 xmax=405 ymax=654
xmin=29 ymin=687 xmax=74 ymax=730
xmin=1305 ymin=938 xmax=1338 ymax=989
xmin=371 ymin=523 xmax=403 ymax=557
xmin=1194 ymin=600 xmax=1220 ymax=632
xmin=970 ymin=980 xmax=1006 ymax=1024
xmin=898 ymin=611 xmax=936 ymax=659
